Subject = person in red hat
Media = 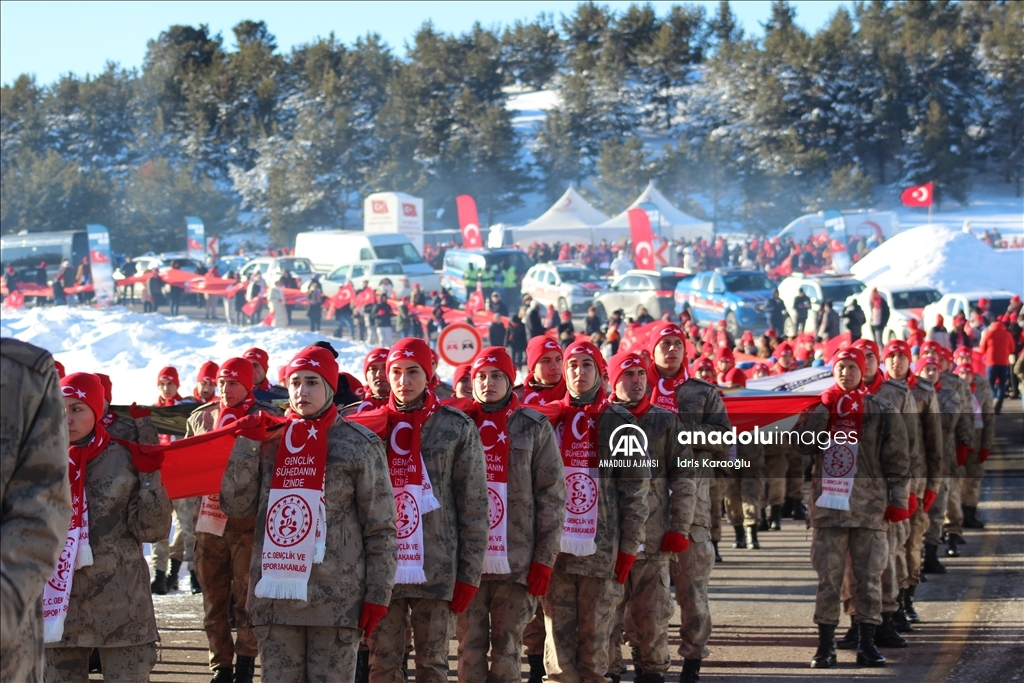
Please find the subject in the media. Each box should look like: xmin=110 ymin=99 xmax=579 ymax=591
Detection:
xmin=45 ymin=373 xmax=171 ymax=681
xmin=881 ymin=339 xmax=942 ymax=627
xmin=355 ymin=348 xmax=390 ymax=412
xmin=605 ymin=350 xmax=695 ymax=682
xmin=519 ymin=336 xmax=567 ymax=406
xmin=243 ymin=347 xmax=275 ymax=395
xmin=192 ymin=361 xmax=220 ymax=403
xmin=155 ymin=366 xmax=183 ymax=409
xmin=905 ymin=319 xmax=925 ymax=351
xmin=367 ymin=338 xmax=488 ymax=682
xmin=926 ymin=314 xmax=950 ymax=349
xmin=185 ymin=358 xmax=283 ymax=683
xmin=978 ymin=317 xmax=1015 ymax=414
xmin=794 ymin=347 xmax=910 ymax=669
xmin=219 ymin=345 xmax=398 ymax=683
xmin=952 ymin=347 xmax=994 ymax=530
xmin=751 ymin=362 xmax=771 ymax=379
xmin=453 ymin=347 xmax=565 ymax=683
xmin=771 ymin=341 xmax=797 ymax=375
xmin=949 ymin=314 xmax=972 ymax=349
xmin=690 ymin=356 xmax=715 ymax=383
xmin=452 ymin=362 xmax=473 ymax=399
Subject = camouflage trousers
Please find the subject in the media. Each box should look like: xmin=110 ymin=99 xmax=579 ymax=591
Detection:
xmin=944 ymin=465 xmax=966 ymax=537
xmin=810 ymin=526 xmax=886 ymax=627
xmin=709 ymin=477 xmax=723 ymax=543
xmin=924 ymin=478 xmax=951 ymax=546
xmin=961 ymin=447 xmax=985 ymax=507
xmin=194 ymin=529 xmax=258 ymax=669
xmin=764 ymin=452 xmax=788 ymax=507
xmin=840 ymin=520 xmax=909 ymax=615
xmin=541 ymin=572 xmax=623 ymax=683
xmin=905 ymin=505 xmax=930 ymax=587
xmin=522 ymin=605 xmax=545 ymax=656
xmin=786 ymin=451 xmax=806 ymax=501
xmin=724 ymin=471 xmax=763 ymax=527
xmin=45 ymin=643 xmax=156 ymax=682
xmin=456 ymin=580 xmax=537 ymax=683
xmin=149 ymin=497 xmax=198 ymax=572
xmin=369 ymin=597 xmax=452 ymax=683
xmin=253 ymin=624 xmax=360 ymax=683
xmin=608 ymin=559 xmax=672 ymax=675
xmin=670 ymin=537 xmax=714 ymax=660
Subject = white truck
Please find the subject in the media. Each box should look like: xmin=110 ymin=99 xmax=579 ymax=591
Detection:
xmin=293 ymin=231 xmax=440 ymax=293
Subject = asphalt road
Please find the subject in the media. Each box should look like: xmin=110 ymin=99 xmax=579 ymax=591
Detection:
xmin=137 ymin=397 xmax=1022 ymax=683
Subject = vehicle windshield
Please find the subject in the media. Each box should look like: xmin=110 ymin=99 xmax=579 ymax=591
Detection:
xmin=483 ymin=252 xmax=534 ymax=274
xmin=970 ymin=298 xmax=1011 ymax=316
xmin=373 ymin=262 xmax=404 ymax=275
xmin=659 ymin=275 xmax=687 ymax=291
xmin=374 ymin=243 xmax=424 ymax=266
xmin=723 ymin=272 xmax=773 ymax=292
xmin=327 ymin=267 xmax=348 ymax=282
xmin=558 ymin=268 xmax=601 ymax=283
xmin=821 ymin=283 xmax=865 ymax=301
xmin=277 ymin=258 xmax=313 ymax=274
xmin=891 ymin=289 xmax=942 ymax=308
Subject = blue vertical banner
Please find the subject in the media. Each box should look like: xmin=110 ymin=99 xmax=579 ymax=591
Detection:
xmin=86 ymin=224 xmax=115 ymax=308
xmin=187 ymin=216 xmax=206 ymax=263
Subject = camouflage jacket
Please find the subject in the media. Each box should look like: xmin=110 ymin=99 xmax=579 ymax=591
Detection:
xmin=481 ymin=407 xmax=565 ymax=586
xmin=106 ymin=413 xmax=158 ymax=445
xmin=687 ymin=468 xmax=714 ymax=543
xmin=908 ymin=381 xmax=943 ymax=496
xmin=876 ymin=380 xmax=922 ymax=497
xmin=796 ymin=394 xmax=910 ymax=531
xmin=392 ymin=406 xmax=489 ymax=601
xmin=968 ymin=374 xmax=995 ymax=454
xmin=553 ymin=403 xmax=650 ymax=579
xmin=942 ymin=372 xmax=975 ymax=449
xmin=673 ymin=379 xmax=731 ymax=458
xmin=1 ymin=340 xmax=71 ymax=683
xmin=52 ymin=440 xmax=172 ymax=648
xmin=932 ymin=380 xmax=963 ymax=475
xmin=219 ymin=417 xmax=398 ymax=628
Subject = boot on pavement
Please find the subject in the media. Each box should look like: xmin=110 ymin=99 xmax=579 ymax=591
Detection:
xmin=745 ymin=525 xmax=760 ymax=549
xmin=732 ymin=525 xmax=746 ymax=549
xmin=946 ymin=534 xmax=961 ymax=558
xmin=810 ymin=624 xmax=837 ymax=668
xmin=527 ymin=654 xmax=545 ymax=683
xmin=856 ymin=624 xmax=886 ymax=667
xmin=168 ymin=558 xmax=182 ymax=591
xmin=792 ymin=499 xmax=807 ymax=520
xmin=636 ymin=675 xmax=664 ymax=683
xmin=923 ymin=544 xmax=947 ymax=574
xmin=904 ymin=585 xmax=920 ymax=622
xmin=210 ymin=667 xmax=232 ymax=683
xmin=355 ymin=650 xmax=369 ymax=683
xmin=835 ymin=617 xmax=858 ymax=650
xmin=963 ymin=504 xmax=985 ymax=529
xmin=680 ymin=658 xmax=702 ymax=682
xmin=769 ymin=504 xmax=782 ymax=531
xmin=190 ymin=569 xmax=202 ymax=594
xmin=781 ymin=497 xmax=794 ymax=518
xmin=893 ymin=590 xmax=914 ymax=632
xmin=234 ymin=656 xmax=255 ymax=683
xmin=758 ymin=508 xmax=770 ymax=531
xmin=712 ymin=541 xmax=723 ymax=563
xmin=631 ymin=646 xmax=644 ymax=678
xmin=874 ymin=613 xmax=908 ymax=648
xmin=151 ymin=570 xmax=168 ymax=595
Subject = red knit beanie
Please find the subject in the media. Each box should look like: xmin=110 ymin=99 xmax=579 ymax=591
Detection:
xmin=95 ymin=373 xmax=113 ymax=403
xmin=363 ymin=347 xmax=390 ymax=378
xmin=387 ymin=338 xmax=434 ymax=382
xmin=284 ymin=346 xmax=339 ymax=391
xmin=243 ymin=347 xmax=269 ymax=372
xmin=526 ymin=335 xmax=562 ymax=372
xmin=607 ymin=351 xmax=646 ymax=390
xmin=218 ymin=357 xmax=255 ymax=391
xmin=563 ymin=340 xmax=606 ymax=374
xmin=60 ymin=373 xmax=106 ymax=421
xmin=471 ymin=347 xmax=516 ymax=386
xmin=157 ymin=366 xmax=180 ymax=386
xmin=197 ymin=361 xmax=219 ymax=383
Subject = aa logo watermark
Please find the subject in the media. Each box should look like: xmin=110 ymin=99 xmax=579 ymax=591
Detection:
xmin=608 ymin=424 xmax=648 ymax=458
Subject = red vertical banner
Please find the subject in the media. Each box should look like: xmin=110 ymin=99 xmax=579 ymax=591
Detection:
xmin=628 ymin=208 xmax=656 ymax=270
xmin=457 ymin=195 xmax=484 ymax=249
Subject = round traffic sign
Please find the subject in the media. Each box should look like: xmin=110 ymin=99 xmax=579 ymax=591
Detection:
xmin=436 ymin=323 xmax=482 ymax=366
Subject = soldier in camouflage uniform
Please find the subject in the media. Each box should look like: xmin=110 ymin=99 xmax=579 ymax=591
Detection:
xmin=45 ymin=372 xmax=172 ymax=681
xmin=368 ymin=338 xmax=488 ymax=683
xmin=187 ymin=358 xmax=283 ymax=683
xmin=1 ymin=340 xmax=72 ymax=683
xmin=220 ymin=346 xmax=398 ymax=683
xmin=453 ymin=348 xmax=566 ymax=683
xmin=606 ymin=351 xmax=694 ymax=683
xmin=952 ymin=347 xmax=995 ymax=531
xmin=762 ymin=442 xmax=788 ymax=530
xmin=795 ymin=347 xmax=909 ymax=669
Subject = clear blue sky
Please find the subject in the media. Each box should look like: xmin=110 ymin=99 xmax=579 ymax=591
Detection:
xmin=1 ymin=1 xmax=851 ymax=86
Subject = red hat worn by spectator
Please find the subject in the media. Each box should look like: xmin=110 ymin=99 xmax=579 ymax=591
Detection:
xmin=219 ymin=357 xmax=255 ymax=391
xmin=907 ymin=319 xmax=920 ymax=331
xmin=919 ymin=340 xmax=940 ymax=356
xmin=716 ymin=319 xmax=727 ymax=328
xmin=95 ymin=373 xmax=113 ymax=403
xmin=832 ymin=347 xmax=866 ymax=378
xmin=453 ymin=363 xmax=473 ymax=385
xmin=53 ymin=359 xmax=66 ymax=379
xmin=197 ymin=361 xmax=219 ymax=383
xmin=723 ymin=367 xmax=747 ymax=387
xmin=914 ymin=356 xmax=939 ymax=374
xmin=953 ymin=345 xmax=971 ymax=361
xmin=953 ymin=362 xmax=972 ymax=376
xmin=363 ymin=348 xmax=390 ymax=377
xmin=243 ymin=347 xmax=270 ymax=372
xmin=647 ymin=321 xmax=685 ymax=353
xmin=851 ymin=338 xmax=879 ymax=360
xmin=563 ymin=340 xmax=606 ymax=374
xmin=340 ymin=372 xmax=363 ymax=398
xmin=766 ymin=328 xmax=778 ymax=338
xmin=691 ymin=357 xmax=714 ymax=373
xmin=715 ymin=346 xmax=734 ymax=363
xmin=284 ymin=346 xmax=339 ymax=392
xmin=882 ymin=340 xmax=911 ymax=362
xmin=60 ymin=373 xmax=105 ymax=421
xmin=471 ymin=347 xmax=517 ymax=385
xmin=935 ymin=314 xmax=944 ymax=327
xmin=157 ymin=366 xmax=180 ymax=386
xmin=752 ymin=362 xmax=771 ymax=375
xmin=386 ymin=338 xmax=434 ymax=382
xmin=775 ymin=341 xmax=794 ymax=356
xmin=608 ymin=351 xmax=646 ymax=390
xmin=560 ymin=310 xmax=572 ymax=321
xmin=526 ymin=336 xmax=562 ymax=371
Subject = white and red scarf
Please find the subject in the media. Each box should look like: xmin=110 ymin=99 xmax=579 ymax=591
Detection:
xmin=471 ymin=394 xmax=519 ymax=575
xmin=522 ymin=377 xmax=567 ymax=406
xmin=555 ymin=390 xmax=608 ymax=556
xmin=43 ymin=424 xmax=108 ymax=643
xmin=195 ymin=395 xmax=256 ymax=536
xmin=355 ymin=390 xmax=388 ymax=413
xmin=386 ymin=390 xmax=440 ymax=584
xmin=253 ymin=404 xmax=338 ymax=602
xmin=816 ymin=383 xmax=867 ymax=511
xmin=648 ymin=365 xmax=687 ymax=413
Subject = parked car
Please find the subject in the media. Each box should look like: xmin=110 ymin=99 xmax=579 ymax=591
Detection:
xmin=215 ymin=255 xmax=250 ymax=275
xmin=294 ymin=230 xmax=440 ymax=293
xmin=114 ymin=253 xmax=204 ymax=301
xmin=674 ymin=268 xmax=775 ymax=337
xmin=849 ymin=284 xmax=942 ymax=342
xmin=594 ymin=269 xmax=690 ymax=321
xmin=319 ymin=259 xmax=412 ymax=299
xmin=238 ymin=256 xmax=316 ymax=287
xmin=521 ymin=262 xmax=607 ymax=314
xmin=921 ymin=290 xmax=1017 ymax=329
xmin=776 ymin=273 xmax=866 ymax=336
xmin=440 ymin=248 xmax=534 ymax=303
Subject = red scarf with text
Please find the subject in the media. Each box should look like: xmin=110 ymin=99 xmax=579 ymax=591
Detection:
xmin=522 ymin=377 xmax=567 ymax=406
xmin=555 ymin=389 xmax=608 ymax=556
xmin=816 ymin=382 xmax=867 ymax=511
xmin=648 ymin=365 xmax=687 ymax=413
xmin=469 ymin=394 xmax=519 ymax=575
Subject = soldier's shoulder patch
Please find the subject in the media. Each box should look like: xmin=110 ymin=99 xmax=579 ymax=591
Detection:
xmin=438 ymin=404 xmax=476 ymax=426
xmin=866 ymin=393 xmax=896 ymax=413
xmin=0 ymin=338 xmax=53 ymax=373
xmin=516 ymin=406 xmax=549 ymax=425
xmin=882 ymin=379 xmax=910 ymax=395
xmin=338 ymin=418 xmax=382 ymax=444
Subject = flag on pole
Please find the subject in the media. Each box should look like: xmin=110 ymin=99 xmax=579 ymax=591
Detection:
xmin=628 ymin=208 xmax=656 ymax=270
xmin=900 ymin=182 xmax=933 ymax=207
xmin=456 ymin=195 xmax=484 ymax=249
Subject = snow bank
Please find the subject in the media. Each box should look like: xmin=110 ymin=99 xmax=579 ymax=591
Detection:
xmin=0 ymin=307 xmax=384 ymax=403
xmin=850 ymin=224 xmax=1023 ymax=294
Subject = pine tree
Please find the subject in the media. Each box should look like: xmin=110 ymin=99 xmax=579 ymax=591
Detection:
xmin=590 ymin=135 xmax=649 ymax=213
xmin=500 ymin=14 xmax=562 ymax=89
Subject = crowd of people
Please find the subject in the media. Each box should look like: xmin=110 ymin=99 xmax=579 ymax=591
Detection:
xmin=2 ymin=282 xmax=1019 ymax=683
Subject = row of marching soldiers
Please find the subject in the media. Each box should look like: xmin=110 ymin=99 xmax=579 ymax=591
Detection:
xmin=0 ymin=318 xmax=995 ymax=683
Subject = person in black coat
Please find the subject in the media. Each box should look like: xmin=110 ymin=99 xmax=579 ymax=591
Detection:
xmin=488 ymin=313 xmax=507 ymax=347
xmin=507 ymin=315 xmax=528 ymax=369
xmin=842 ymin=299 xmax=866 ymax=342
xmin=527 ymin=304 xmax=546 ymax=338
xmin=765 ymin=289 xmax=787 ymax=333
xmin=583 ymin=307 xmax=603 ymax=336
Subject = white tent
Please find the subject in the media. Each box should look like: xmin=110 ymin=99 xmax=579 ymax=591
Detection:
xmin=599 ymin=181 xmax=714 ymax=241
xmin=518 ymin=186 xmax=610 ymax=231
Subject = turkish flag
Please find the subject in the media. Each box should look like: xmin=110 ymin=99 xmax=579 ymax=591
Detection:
xmin=330 ymin=282 xmax=356 ymax=309
xmin=628 ymin=208 xmax=656 ymax=270
xmin=354 ymin=286 xmax=376 ymax=308
xmin=901 ymin=182 xmax=934 ymax=207
xmin=466 ymin=285 xmax=485 ymax=316
xmin=456 ymin=195 xmax=484 ymax=249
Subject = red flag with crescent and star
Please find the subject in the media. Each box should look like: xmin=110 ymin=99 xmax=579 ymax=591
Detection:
xmin=457 ymin=195 xmax=484 ymax=249
xmin=901 ymin=182 xmax=933 ymax=207
xmin=628 ymin=208 xmax=656 ymax=270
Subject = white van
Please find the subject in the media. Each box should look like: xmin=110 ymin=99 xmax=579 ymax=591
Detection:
xmin=294 ymin=231 xmax=440 ymax=292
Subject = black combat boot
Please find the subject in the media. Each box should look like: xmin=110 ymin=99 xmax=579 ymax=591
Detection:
xmin=636 ymin=674 xmax=665 ymax=683
xmin=680 ymin=658 xmax=701 ymax=682
xmin=712 ymin=541 xmax=723 ymax=563
xmin=527 ymin=654 xmax=545 ymax=683
xmin=892 ymin=590 xmax=914 ymax=632
xmin=608 ymin=675 xmax=621 ymax=683
xmin=732 ymin=525 xmax=746 ymax=549
xmin=874 ymin=613 xmax=908 ymax=648
xmin=354 ymin=650 xmax=369 ymax=683
xmin=234 ymin=656 xmax=255 ymax=683
xmin=745 ymin=525 xmax=760 ymax=549
xmin=946 ymin=534 xmax=961 ymax=557
xmin=963 ymin=504 xmax=985 ymax=529
xmin=781 ymin=497 xmax=794 ymax=518
xmin=922 ymin=544 xmax=946 ymax=574
xmin=810 ymin=624 xmax=837 ymax=668
xmin=856 ymin=623 xmax=886 ymax=666
xmin=835 ymin=617 xmax=858 ymax=649
xmin=190 ymin=569 xmax=203 ymax=594
xmin=210 ymin=667 xmax=232 ymax=683
xmin=904 ymin=585 xmax=920 ymax=622
xmin=88 ymin=649 xmax=102 ymax=673
xmin=792 ymin=499 xmax=807 ymax=520
xmin=151 ymin=570 xmax=168 ymax=595
xmin=769 ymin=504 xmax=783 ymax=531
xmin=758 ymin=508 xmax=770 ymax=531
xmin=631 ymin=647 xmax=644 ymax=677
xmin=168 ymin=558 xmax=182 ymax=591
